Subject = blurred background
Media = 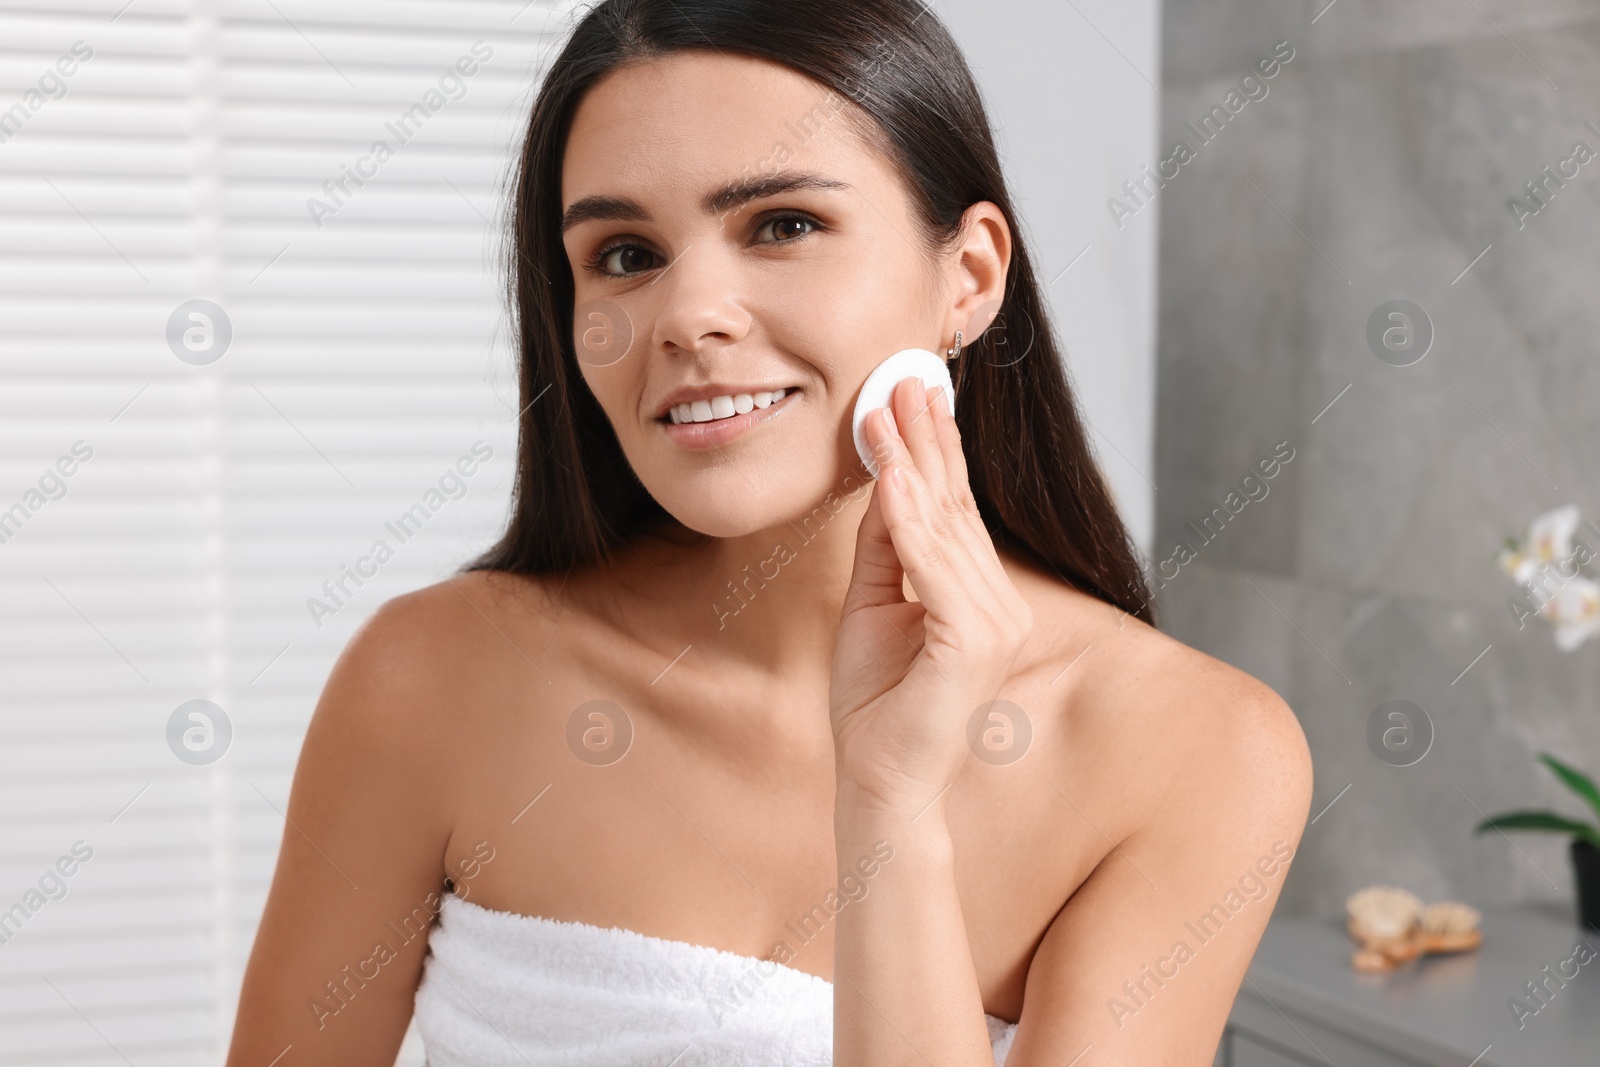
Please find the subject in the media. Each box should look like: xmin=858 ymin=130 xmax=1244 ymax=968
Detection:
xmin=1 ymin=0 xmax=1596 ymax=1064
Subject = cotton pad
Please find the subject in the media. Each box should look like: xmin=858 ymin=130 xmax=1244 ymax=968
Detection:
xmin=851 ymin=348 xmax=955 ymax=478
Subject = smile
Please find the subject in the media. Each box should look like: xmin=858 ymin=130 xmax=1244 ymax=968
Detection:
xmin=657 ymin=388 xmax=799 ymax=449
xmin=663 ymin=387 xmax=798 ymax=424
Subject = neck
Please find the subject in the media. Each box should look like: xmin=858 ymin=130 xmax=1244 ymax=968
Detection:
xmin=637 ymin=486 xmax=880 ymax=678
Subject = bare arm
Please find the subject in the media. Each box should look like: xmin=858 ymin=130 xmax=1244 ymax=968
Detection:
xmin=834 ymin=682 xmax=1311 ymax=1067
xmin=830 ymin=376 xmax=1313 ymax=1065
xmin=829 ymin=377 xmax=1034 ymax=1066
xmin=1004 ymin=685 xmax=1311 ymax=1065
xmin=225 ymin=593 xmax=462 ymax=1067
xmin=833 ymin=787 xmax=991 ymax=1065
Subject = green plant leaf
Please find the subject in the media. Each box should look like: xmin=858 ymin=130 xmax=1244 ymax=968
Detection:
xmin=1537 ymin=752 xmax=1600 ymax=825
xmin=1475 ymin=810 xmax=1600 ymax=848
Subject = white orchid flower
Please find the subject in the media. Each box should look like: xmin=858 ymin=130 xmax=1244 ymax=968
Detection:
xmin=1543 ymin=577 xmax=1600 ymax=652
xmin=1497 ymin=504 xmax=1581 ymax=586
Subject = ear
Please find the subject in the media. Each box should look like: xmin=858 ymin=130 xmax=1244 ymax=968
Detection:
xmin=943 ymin=201 xmax=1012 ymax=348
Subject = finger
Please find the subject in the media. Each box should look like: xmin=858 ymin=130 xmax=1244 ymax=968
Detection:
xmin=874 ymin=407 xmax=990 ymax=625
xmin=844 ymin=453 xmax=907 ymax=611
xmin=925 ymin=386 xmax=969 ymax=504
xmin=891 ymin=376 xmax=949 ymax=503
xmin=926 ymin=384 xmax=1013 ymax=595
xmin=878 ymin=410 xmax=1031 ymax=688
xmin=895 ymin=390 xmax=1028 ymax=634
xmin=874 ymin=400 xmax=965 ymax=564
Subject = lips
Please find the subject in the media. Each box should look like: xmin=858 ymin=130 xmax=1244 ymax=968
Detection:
xmin=659 ymin=386 xmax=798 ymax=448
xmin=652 ymin=383 xmax=802 ymax=421
xmin=663 ymin=387 xmax=799 ymax=424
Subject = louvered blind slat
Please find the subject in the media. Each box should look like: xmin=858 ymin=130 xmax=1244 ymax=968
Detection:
xmin=0 ymin=2 xmax=571 ymax=1061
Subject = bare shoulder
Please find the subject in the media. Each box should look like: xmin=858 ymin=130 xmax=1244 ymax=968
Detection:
xmin=359 ymin=568 xmax=560 ymax=656
xmin=1002 ymin=570 xmax=1314 ymax=1062
xmin=358 ymin=568 xmax=563 ymax=674
xmin=1011 ymin=563 xmax=1313 ymax=837
xmin=1115 ymin=620 xmax=1308 ymax=780
xmin=227 ymin=569 xmax=563 ymax=1063
xmin=320 ymin=569 xmax=566 ymax=753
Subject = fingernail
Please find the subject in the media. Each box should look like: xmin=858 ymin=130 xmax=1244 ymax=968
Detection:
xmin=883 ymin=407 xmax=901 ymax=440
xmin=890 ymin=465 xmax=906 ymax=492
xmin=928 ymin=386 xmax=945 ymax=412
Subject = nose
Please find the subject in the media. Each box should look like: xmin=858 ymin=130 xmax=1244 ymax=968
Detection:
xmin=646 ymin=243 xmax=752 ymax=358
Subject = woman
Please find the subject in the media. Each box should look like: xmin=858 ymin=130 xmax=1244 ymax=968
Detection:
xmin=226 ymin=1 xmax=1312 ymax=1064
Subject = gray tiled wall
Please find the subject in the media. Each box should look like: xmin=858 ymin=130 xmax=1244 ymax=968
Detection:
xmin=1154 ymin=0 xmax=1600 ymax=919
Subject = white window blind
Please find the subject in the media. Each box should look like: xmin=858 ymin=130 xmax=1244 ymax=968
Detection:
xmin=0 ymin=2 xmax=573 ymax=1062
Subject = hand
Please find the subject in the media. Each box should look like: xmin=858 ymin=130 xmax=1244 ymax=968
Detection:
xmin=830 ymin=375 xmax=1033 ymax=816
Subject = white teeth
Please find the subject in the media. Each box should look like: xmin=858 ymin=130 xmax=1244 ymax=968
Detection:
xmin=668 ymin=388 xmax=793 ymax=424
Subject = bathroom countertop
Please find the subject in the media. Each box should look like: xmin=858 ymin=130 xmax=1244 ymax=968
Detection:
xmin=1229 ymin=904 xmax=1600 ymax=1067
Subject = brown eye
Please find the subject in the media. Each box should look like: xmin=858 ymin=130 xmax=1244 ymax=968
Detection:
xmin=756 ymin=213 xmax=820 ymax=244
xmin=594 ymin=243 xmax=659 ymax=276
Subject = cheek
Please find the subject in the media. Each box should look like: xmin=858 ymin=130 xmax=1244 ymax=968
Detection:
xmin=578 ymin=363 xmax=642 ymax=437
xmin=571 ymin=298 xmax=648 ymax=428
xmin=573 ymin=297 xmax=639 ymax=372
xmin=754 ymin=245 xmax=933 ymax=399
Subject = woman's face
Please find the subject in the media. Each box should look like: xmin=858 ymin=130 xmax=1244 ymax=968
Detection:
xmin=560 ymin=51 xmax=1004 ymax=538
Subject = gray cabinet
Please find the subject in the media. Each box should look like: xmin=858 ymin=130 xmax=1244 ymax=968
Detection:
xmin=1223 ymin=991 xmax=1433 ymax=1066
xmin=1230 ymin=1033 xmax=1325 ymax=1067
xmin=1217 ymin=906 xmax=1600 ymax=1067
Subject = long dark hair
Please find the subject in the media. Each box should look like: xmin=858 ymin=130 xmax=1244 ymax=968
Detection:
xmin=465 ymin=0 xmax=1156 ymax=627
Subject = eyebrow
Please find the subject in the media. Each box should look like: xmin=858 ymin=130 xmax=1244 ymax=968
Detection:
xmin=560 ymin=171 xmax=854 ymax=234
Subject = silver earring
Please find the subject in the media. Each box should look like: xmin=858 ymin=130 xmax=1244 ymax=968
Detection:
xmin=945 ymin=330 xmax=963 ymax=361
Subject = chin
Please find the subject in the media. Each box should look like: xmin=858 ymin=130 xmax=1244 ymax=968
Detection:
xmin=644 ymin=462 xmax=873 ymax=542
xmin=650 ymin=493 xmax=800 ymax=541
xmin=654 ymin=503 xmax=768 ymax=540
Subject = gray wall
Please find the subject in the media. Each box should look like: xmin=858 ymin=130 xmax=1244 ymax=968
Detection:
xmin=943 ymin=0 xmax=1161 ymax=551
xmin=1153 ymin=0 xmax=1600 ymax=919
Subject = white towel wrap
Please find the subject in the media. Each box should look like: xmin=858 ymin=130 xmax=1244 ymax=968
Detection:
xmin=413 ymin=891 xmax=1018 ymax=1066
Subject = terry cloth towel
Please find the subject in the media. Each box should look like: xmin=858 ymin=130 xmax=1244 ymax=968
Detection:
xmin=413 ymin=891 xmax=1019 ymax=1066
